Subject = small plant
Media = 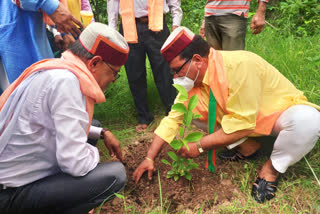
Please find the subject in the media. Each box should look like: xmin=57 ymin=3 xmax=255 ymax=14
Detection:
xmin=161 ymin=84 xmax=203 ymax=181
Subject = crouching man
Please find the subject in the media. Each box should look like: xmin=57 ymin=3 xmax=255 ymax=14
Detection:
xmin=0 ymin=23 xmax=129 ymax=213
xmin=133 ymin=27 xmax=320 ymax=203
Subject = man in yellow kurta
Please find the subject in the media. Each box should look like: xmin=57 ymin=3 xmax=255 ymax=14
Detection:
xmin=133 ymin=27 xmax=320 ymax=203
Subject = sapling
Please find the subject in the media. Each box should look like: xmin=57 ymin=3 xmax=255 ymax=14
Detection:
xmin=161 ymin=84 xmax=203 ymax=181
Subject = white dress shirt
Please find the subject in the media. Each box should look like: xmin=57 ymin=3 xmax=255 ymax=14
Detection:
xmin=107 ymin=0 xmax=182 ymax=30
xmin=0 ymin=69 xmax=100 ymax=187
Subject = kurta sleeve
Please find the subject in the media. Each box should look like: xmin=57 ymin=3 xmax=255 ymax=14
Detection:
xmin=107 ymin=0 xmax=120 ymax=30
xmin=17 ymin=0 xmax=59 ymax=15
xmin=167 ymin=0 xmax=182 ymax=26
xmin=221 ymin=60 xmax=263 ymax=134
xmin=154 ymin=95 xmax=184 ymax=143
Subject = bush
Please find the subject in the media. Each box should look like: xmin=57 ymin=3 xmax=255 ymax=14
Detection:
xmin=267 ymin=0 xmax=320 ymax=36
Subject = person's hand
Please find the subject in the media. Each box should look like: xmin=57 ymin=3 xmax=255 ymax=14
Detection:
xmin=54 ymin=34 xmax=64 ymax=50
xmin=132 ymin=158 xmax=154 ymax=184
xmin=49 ymin=2 xmax=83 ymax=38
xmin=62 ymin=34 xmax=75 ymax=50
xmin=172 ymin=25 xmax=179 ymax=32
xmin=250 ymin=12 xmax=266 ymax=34
xmin=177 ymin=142 xmax=200 ymax=159
xmin=103 ymin=130 xmax=123 ymax=162
xmin=200 ymin=20 xmax=205 ymax=39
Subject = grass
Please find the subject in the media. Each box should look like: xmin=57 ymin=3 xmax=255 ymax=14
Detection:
xmin=94 ymin=26 xmax=320 ymax=213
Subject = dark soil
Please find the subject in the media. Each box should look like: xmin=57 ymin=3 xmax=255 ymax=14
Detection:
xmin=96 ymin=133 xmax=248 ymax=213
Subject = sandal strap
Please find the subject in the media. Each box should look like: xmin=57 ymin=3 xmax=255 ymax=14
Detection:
xmin=251 ymin=177 xmax=278 ymax=203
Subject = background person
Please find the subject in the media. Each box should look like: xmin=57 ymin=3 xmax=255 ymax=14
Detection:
xmin=0 ymin=23 xmax=128 ymax=213
xmin=107 ymin=0 xmax=182 ymax=132
xmin=0 ymin=0 xmax=82 ymax=95
xmin=200 ymin=0 xmax=268 ymax=50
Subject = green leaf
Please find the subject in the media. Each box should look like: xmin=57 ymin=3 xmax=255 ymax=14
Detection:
xmin=182 ymin=139 xmax=189 ymax=151
xmin=170 ymin=139 xmax=183 ymax=151
xmin=161 ymin=159 xmax=171 ymax=165
xmin=185 ymin=132 xmax=203 ymax=142
xmin=189 ymin=163 xmax=199 ymax=169
xmin=188 ymin=95 xmax=199 ymax=111
xmin=168 ymin=170 xmax=175 ymax=175
xmin=171 ymin=103 xmax=187 ymax=114
xmin=114 ymin=193 xmax=124 ymax=199
xmin=173 ymin=84 xmax=188 ymax=101
xmin=185 ymin=111 xmax=193 ymax=127
xmin=168 ymin=151 xmax=178 ymax=161
xmin=179 ymin=126 xmax=184 ymax=137
xmin=185 ymin=173 xmax=192 ymax=180
xmin=174 ymin=175 xmax=179 ymax=181
xmin=193 ymin=113 xmax=202 ymax=119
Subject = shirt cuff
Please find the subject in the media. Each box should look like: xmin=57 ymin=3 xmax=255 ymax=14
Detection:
xmin=88 ymin=126 xmax=103 ymax=140
xmin=42 ymin=0 xmax=59 ymax=15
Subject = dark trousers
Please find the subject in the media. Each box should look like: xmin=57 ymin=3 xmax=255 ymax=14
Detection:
xmin=205 ymin=14 xmax=247 ymax=50
xmin=120 ymin=18 xmax=176 ymax=125
xmin=0 ymin=162 xmax=126 ymax=214
xmin=0 ymin=120 xmax=126 ymax=214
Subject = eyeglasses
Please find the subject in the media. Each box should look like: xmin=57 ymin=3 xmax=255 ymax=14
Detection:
xmin=105 ymin=62 xmax=120 ymax=80
xmin=169 ymin=58 xmax=191 ymax=76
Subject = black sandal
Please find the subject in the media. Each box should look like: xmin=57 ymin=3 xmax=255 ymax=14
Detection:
xmin=218 ymin=149 xmax=263 ymax=161
xmin=251 ymin=177 xmax=278 ymax=203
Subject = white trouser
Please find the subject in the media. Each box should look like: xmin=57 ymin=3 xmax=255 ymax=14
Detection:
xmin=270 ymin=105 xmax=320 ymax=173
xmin=192 ymin=105 xmax=320 ymax=173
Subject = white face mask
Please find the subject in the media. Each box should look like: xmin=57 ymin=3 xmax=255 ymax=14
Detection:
xmin=173 ymin=59 xmax=199 ymax=92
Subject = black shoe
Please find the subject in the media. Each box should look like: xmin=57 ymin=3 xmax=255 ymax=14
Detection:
xmin=251 ymin=177 xmax=278 ymax=203
xmin=218 ymin=148 xmax=263 ymax=161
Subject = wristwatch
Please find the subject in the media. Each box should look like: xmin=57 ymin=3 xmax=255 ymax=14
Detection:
xmin=196 ymin=141 xmax=204 ymax=154
xmin=100 ymin=128 xmax=109 ymax=140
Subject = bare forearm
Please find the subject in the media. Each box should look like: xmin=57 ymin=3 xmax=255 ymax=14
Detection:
xmin=146 ymin=135 xmax=167 ymax=160
xmin=200 ymin=129 xmax=253 ymax=150
xmin=256 ymin=1 xmax=267 ymax=15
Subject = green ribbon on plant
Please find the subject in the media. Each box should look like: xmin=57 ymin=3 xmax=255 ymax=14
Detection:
xmin=207 ymin=89 xmax=217 ymax=173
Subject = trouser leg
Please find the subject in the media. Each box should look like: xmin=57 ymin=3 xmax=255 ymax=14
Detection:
xmin=119 ymin=23 xmax=153 ymax=125
xmin=218 ymin=14 xmax=247 ymax=50
xmin=270 ymin=105 xmax=320 ymax=173
xmin=0 ymin=162 xmax=126 ymax=214
xmin=205 ymin=15 xmax=247 ymax=50
xmin=145 ymin=18 xmax=176 ymax=114
xmin=205 ymin=16 xmax=223 ymax=50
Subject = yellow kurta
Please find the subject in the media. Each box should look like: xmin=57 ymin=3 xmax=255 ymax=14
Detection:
xmin=155 ymin=50 xmax=317 ymax=143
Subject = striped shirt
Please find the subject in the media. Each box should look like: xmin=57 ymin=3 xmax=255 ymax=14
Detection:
xmin=205 ymin=0 xmax=268 ymax=18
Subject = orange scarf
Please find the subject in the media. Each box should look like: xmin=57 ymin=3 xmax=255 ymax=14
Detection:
xmin=0 ymin=51 xmax=105 ymax=134
xmin=120 ymin=0 xmax=163 ymax=43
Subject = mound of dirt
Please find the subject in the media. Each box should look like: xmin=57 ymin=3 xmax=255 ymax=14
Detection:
xmin=98 ymin=133 xmax=246 ymax=213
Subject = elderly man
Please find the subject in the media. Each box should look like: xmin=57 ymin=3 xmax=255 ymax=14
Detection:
xmin=133 ymin=27 xmax=320 ymax=203
xmin=0 ymin=23 xmax=128 ymax=213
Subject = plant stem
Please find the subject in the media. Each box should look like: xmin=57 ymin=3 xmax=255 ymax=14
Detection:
xmin=158 ymin=170 xmax=163 ymax=214
xmin=304 ymin=156 xmax=320 ymax=186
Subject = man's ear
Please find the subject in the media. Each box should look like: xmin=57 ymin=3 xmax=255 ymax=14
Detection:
xmin=192 ymin=54 xmax=204 ymax=69
xmin=87 ymin=56 xmax=103 ymax=72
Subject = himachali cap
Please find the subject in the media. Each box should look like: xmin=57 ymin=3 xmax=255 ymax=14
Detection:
xmin=79 ymin=22 xmax=129 ymax=66
xmin=161 ymin=27 xmax=195 ymax=63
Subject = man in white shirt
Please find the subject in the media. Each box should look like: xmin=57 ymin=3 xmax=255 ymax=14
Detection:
xmin=0 ymin=23 xmax=128 ymax=214
xmin=107 ymin=0 xmax=182 ymax=132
